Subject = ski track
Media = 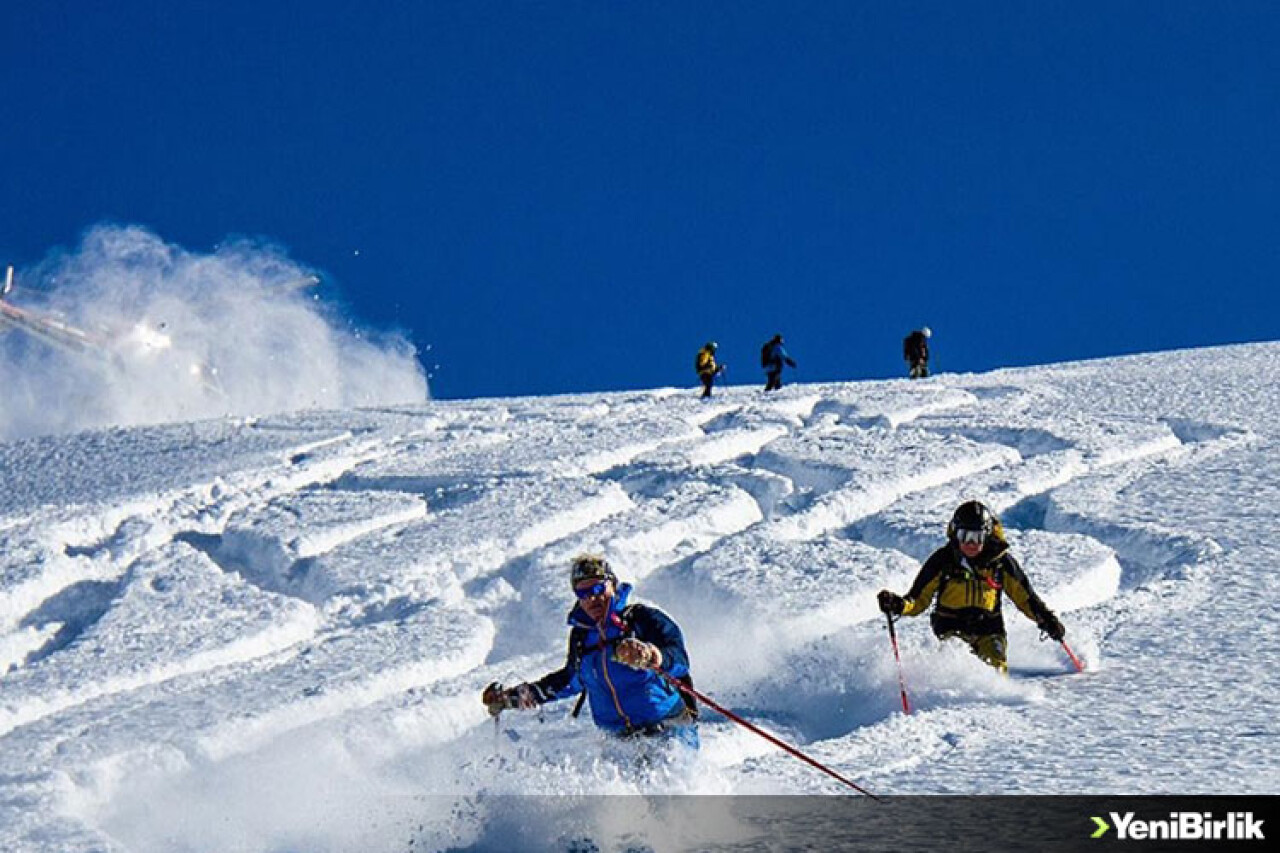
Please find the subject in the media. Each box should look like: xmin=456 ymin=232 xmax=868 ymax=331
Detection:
xmin=0 ymin=344 xmax=1275 ymax=850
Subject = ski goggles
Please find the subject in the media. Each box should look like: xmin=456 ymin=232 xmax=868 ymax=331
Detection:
xmin=574 ymin=581 xmax=611 ymax=600
xmin=955 ymin=528 xmax=986 ymax=545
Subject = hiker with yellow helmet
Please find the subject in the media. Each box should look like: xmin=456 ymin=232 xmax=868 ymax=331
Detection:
xmin=482 ymin=554 xmax=698 ymax=745
xmin=877 ymin=501 xmax=1065 ymax=673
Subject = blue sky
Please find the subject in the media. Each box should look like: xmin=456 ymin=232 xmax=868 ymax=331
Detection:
xmin=3 ymin=1 xmax=1278 ymax=400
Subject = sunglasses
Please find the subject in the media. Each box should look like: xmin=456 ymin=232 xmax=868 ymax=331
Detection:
xmin=956 ymin=528 xmax=986 ymax=545
xmin=574 ymin=581 xmax=611 ymax=600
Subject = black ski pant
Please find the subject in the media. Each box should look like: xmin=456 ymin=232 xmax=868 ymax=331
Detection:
xmin=699 ymin=372 xmax=716 ymax=398
xmin=764 ymin=369 xmax=783 ymax=391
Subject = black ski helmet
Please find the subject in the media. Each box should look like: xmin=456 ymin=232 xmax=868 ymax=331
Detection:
xmin=947 ymin=500 xmax=997 ymax=542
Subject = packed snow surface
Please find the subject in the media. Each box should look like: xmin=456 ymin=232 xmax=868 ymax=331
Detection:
xmin=1 ymin=343 xmax=1277 ymax=851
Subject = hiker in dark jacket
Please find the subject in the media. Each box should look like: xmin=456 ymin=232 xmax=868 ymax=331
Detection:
xmin=761 ymin=334 xmax=797 ymax=391
xmin=483 ymin=555 xmax=698 ymax=745
xmin=903 ymin=327 xmax=931 ymax=378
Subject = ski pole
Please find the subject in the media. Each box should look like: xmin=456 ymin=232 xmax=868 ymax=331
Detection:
xmin=886 ymin=613 xmax=912 ymax=715
xmin=1061 ymin=641 xmax=1085 ymax=673
xmin=658 ymin=671 xmax=880 ymax=800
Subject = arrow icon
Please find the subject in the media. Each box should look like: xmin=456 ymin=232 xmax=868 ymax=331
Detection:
xmin=1091 ymin=816 xmax=1111 ymax=838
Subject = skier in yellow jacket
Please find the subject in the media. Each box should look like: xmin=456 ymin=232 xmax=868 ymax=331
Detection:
xmin=877 ymin=501 xmax=1065 ymax=673
xmin=695 ymin=341 xmax=725 ymax=398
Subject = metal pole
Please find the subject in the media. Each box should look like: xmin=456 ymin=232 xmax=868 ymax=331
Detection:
xmin=886 ymin=613 xmax=912 ymax=715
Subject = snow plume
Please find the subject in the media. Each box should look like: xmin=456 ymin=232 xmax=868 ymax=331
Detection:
xmin=0 ymin=225 xmax=428 ymax=439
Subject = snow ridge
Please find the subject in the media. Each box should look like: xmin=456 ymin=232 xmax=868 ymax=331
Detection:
xmin=0 ymin=342 xmax=1276 ymax=851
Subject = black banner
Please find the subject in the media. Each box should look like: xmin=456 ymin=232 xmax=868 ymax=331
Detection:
xmin=409 ymin=795 xmax=1279 ymax=853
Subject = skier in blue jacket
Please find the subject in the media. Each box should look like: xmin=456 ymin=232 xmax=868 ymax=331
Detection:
xmin=761 ymin=334 xmax=797 ymax=391
xmin=482 ymin=555 xmax=698 ymax=745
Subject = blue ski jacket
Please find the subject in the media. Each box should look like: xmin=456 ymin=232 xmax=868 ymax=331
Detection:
xmin=530 ymin=583 xmax=691 ymax=734
xmin=763 ymin=340 xmax=796 ymax=372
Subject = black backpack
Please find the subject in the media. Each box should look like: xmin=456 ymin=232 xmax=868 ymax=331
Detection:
xmin=761 ymin=342 xmax=772 ymax=368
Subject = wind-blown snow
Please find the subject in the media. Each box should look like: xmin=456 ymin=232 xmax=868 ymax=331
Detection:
xmin=0 ymin=225 xmax=429 ymax=440
xmin=1 ymin=342 xmax=1277 ymax=851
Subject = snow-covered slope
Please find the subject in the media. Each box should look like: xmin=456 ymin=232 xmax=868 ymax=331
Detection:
xmin=1 ymin=343 xmax=1277 ymax=851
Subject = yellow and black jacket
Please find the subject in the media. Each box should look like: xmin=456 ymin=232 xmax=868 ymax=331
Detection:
xmin=902 ymin=537 xmax=1053 ymax=638
xmin=695 ymin=347 xmax=719 ymax=378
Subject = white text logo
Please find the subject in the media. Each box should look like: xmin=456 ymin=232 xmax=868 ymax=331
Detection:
xmin=1102 ymin=812 xmax=1265 ymax=841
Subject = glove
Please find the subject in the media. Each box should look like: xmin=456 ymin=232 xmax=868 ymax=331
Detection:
xmin=877 ymin=589 xmax=905 ymax=616
xmin=1038 ymin=612 xmax=1065 ymax=642
xmin=613 ymin=638 xmax=662 ymax=670
xmin=481 ymin=681 xmax=538 ymax=716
